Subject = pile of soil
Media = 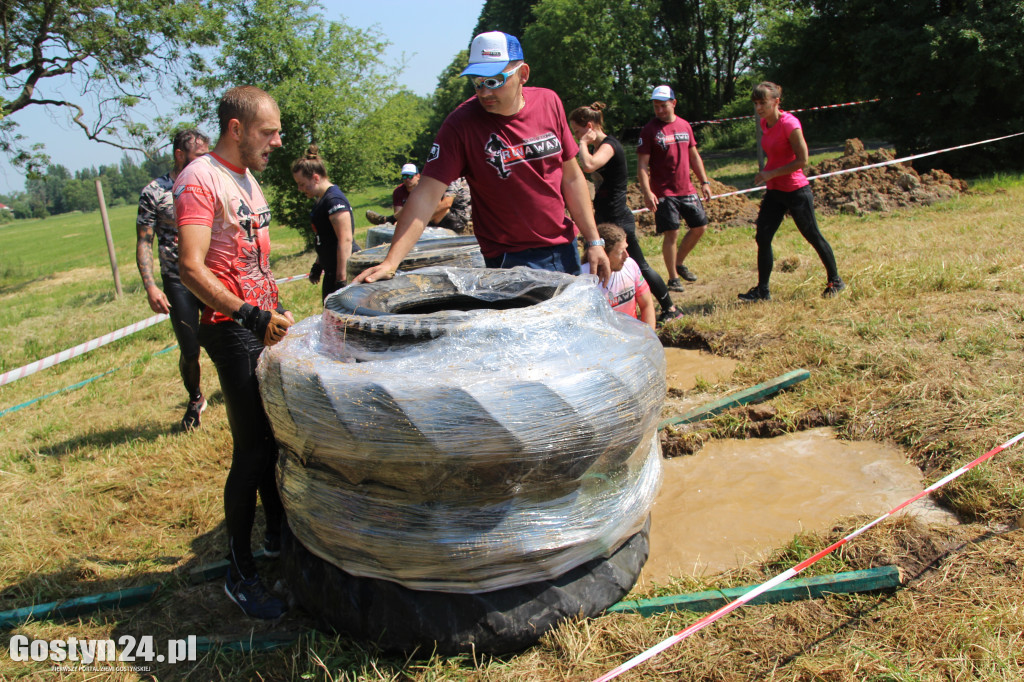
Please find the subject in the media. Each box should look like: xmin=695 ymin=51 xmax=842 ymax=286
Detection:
xmin=808 ymin=138 xmax=968 ymax=215
xmin=628 ymin=179 xmax=760 ymax=236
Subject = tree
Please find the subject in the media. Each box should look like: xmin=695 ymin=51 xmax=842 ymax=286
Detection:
xmin=0 ymin=0 xmax=224 ymax=177
xmin=524 ymin=0 xmax=660 ymax=134
xmin=757 ymin=0 xmax=1024 ymax=174
xmin=193 ymin=0 xmax=431 ymax=242
xmin=473 ymin=0 xmax=539 ymax=38
xmin=411 ymin=50 xmax=475 ymax=161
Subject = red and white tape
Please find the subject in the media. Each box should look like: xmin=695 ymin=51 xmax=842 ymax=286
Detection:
xmin=691 ymin=94 xmax=901 ymax=126
xmin=593 ymin=429 xmax=1024 ymax=681
xmin=709 ymin=131 xmax=1024 ymax=201
xmin=0 ymin=273 xmax=308 ymax=387
xmin=631 ymin=130 xmax=1024 ymax=214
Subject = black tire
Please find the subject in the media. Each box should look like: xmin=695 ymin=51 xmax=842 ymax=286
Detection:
xmin=345 ymin=236 xmax=483 ymax=281
xmin=325 ymin=266 xmax=573 ymax=350
xmin=282 ymin=517 xmax=650 ymax=655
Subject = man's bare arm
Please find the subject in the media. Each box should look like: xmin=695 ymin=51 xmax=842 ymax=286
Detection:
xmin=562 ymin=158 xmax=611 ymax=283
xmin=179 ymin=223 xmax=292 ymax=345
xmin=637 ymin=152 xmax=657 ymax=212
xmin=135 ymin=221 xmax=170 ymax=314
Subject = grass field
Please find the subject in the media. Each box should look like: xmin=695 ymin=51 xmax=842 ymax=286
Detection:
xmin=2 ymin=167 xmax=1024 ymax=680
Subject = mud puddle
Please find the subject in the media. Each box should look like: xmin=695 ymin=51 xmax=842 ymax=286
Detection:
xmin=641 ymin=427 xmax=958 ymax=584
xmin=663 ymin=348 xmax=738 ymax=391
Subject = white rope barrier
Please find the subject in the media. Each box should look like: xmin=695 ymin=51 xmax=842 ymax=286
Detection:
xmin=0 ymin=273 xmax=308 ymax=387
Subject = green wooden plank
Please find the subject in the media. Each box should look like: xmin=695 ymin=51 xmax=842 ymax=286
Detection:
xmin=607 ymin=565 xmax=901 ymax=618
xmin=0 ymin=584 xmax=160 ymax=629
xmin=659 ymin=368 xmax=811 ymax=431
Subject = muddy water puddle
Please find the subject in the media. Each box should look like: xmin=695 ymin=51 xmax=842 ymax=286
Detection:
xmin=641 ymin=427 xmax=958 ymax=584
xmin=664 ymin=348 xmax=738 ymax=391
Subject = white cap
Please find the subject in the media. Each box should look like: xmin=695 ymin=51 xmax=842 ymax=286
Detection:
xmin=461 ymin=31 xmax=525 ymax=78
xmin=651 ymin=85 xmax=675 ymax=101
xmin=401 ymin=163 xmax=418 ymax=176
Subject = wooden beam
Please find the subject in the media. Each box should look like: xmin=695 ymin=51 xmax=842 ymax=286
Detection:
xmin=607 ymin=565 xmax=901 ymax=618
xmin=659 ymin=368 xmax=811 ymax=430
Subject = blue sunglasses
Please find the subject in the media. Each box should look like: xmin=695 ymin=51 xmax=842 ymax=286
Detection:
xmin=469 ymin=63 xmax=524 ymax=90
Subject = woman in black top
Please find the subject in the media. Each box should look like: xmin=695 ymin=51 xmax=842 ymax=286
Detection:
xmin=291 ymin=145 xmax=360 ymax=301
xmin=569 ymin=102 xmax=682 ymax=323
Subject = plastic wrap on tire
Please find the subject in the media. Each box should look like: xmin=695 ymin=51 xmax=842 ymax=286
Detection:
xmin=258 ymin=266 xmax=665 ymax=593
xmin=365 ymin=224 xmax=456 ymax=248
xmin=345 ymin=236 xmax=484 ymax=282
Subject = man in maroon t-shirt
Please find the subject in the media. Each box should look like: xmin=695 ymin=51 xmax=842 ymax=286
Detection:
xmin=355 ymin=31 xmax=609 ymax=283
xmin=637 ymin=85 xmax=713 ymax=293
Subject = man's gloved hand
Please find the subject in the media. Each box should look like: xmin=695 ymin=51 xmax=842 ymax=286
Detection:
xmin=309 ymin=261 xmax=323 ymax=284
xmin=234 ymin=303 xmax=293 ymax=346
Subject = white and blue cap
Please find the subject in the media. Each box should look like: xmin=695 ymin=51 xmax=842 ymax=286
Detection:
xmin=401 ymin=163 xmax=418 ymax=176
xmin=651 ymin=85 xmax=675 ymax=101
xmin=461 ymin=31 xmax=524 ymax=78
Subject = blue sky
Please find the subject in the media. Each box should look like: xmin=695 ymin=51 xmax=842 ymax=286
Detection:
xmin=0 ymin=0 xmax=486 ymax=194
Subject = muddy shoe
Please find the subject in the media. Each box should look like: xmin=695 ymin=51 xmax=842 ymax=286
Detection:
xmin=365 ymin=210 xmax=388 ymax=225
xmin=666 ymin=277 xmax=686 ymax=292
xmin=181 ymin=396 xmax=206 ymax=432
xmin=675 ymin=263 xmax=697 ymax=282
xmin=657 ymin=307 xmax=684 ymax=327
xmin=822 ymin=279 xmax=847 ymax=298
xmin=738 ymin=286 xmax=771 ymax=302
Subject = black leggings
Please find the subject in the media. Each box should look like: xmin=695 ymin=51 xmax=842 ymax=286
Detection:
xmin=612 ymin=213 xmax=673 ymax=312
xmin=198 ymin=322 xmax=285 ymax=579
xmin=163 ymin=278 xmax=203 ymax=400
xmin=755 ymin=186 xmax=839 ymax=288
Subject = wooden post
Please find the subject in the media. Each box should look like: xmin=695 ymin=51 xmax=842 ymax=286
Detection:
xmin=96 ymin=178 xmax=123 ymax=298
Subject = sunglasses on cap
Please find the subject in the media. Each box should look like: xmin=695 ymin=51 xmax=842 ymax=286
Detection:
xmin=469 ymin=62 xmax=524 ymax=90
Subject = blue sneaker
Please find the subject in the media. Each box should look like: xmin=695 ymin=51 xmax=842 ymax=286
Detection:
xmin=224 ymin=572 xmax=287 ymax=619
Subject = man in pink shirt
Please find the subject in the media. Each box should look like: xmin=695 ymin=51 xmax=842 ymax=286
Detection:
xmin=175 ymin=85 xmax=292 ymax=620
xmin=637 ymin=85 xmax=713 ymax=293
xmin=355 ymin=31 xmax=610 ymax=284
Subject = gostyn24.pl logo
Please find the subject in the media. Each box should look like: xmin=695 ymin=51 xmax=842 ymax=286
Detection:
xmin=8 ymin=634 xmax=197 ymax=666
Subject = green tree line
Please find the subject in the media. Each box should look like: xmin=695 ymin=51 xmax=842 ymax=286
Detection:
xmin=0 ymin=154 xmax=171 ymax=221
xmin=4 ymin=0 xmax=1022 ymax=233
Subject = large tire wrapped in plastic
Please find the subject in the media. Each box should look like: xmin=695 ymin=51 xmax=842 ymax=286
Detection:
xmin=258 ymin=267 xmax=665 ymax=649
xmin=345 ymin=235 xmax=484 ymax=282
xmin=365 ymin=223 xmax=456 ymax=248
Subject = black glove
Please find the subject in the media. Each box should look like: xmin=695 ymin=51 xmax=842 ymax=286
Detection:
xmin=233 ymin=302 xmax=272 ymax=341
xmin=309 ymin=261 xmax=323 ymax=284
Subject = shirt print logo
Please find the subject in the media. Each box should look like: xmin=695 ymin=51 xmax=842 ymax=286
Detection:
xmin=483 ymin=132 xmax=563 ymax=178
xmin=655 ymin=130 xmax=690 ymax=151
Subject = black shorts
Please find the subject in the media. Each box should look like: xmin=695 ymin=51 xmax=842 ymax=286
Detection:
xmin=654 ymin=194 xmax=708 ymax=235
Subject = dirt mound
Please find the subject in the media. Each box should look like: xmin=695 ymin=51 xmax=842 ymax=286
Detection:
xmin=628 ymin=179 xmax=759 ymax=236
xmin=808 ymin=138 xmax=968 ymax=215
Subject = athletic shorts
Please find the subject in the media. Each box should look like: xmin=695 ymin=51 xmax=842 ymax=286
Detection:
xmin=654 ymin=194 xmax=708 ymax=234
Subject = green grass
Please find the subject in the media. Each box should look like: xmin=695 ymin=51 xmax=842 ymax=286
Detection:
xmin=3 ymin=173 xmax=1024 ymax=681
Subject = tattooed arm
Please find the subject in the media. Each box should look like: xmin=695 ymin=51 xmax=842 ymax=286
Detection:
xmin=136 ymin=191 xmax=171 ymax=314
